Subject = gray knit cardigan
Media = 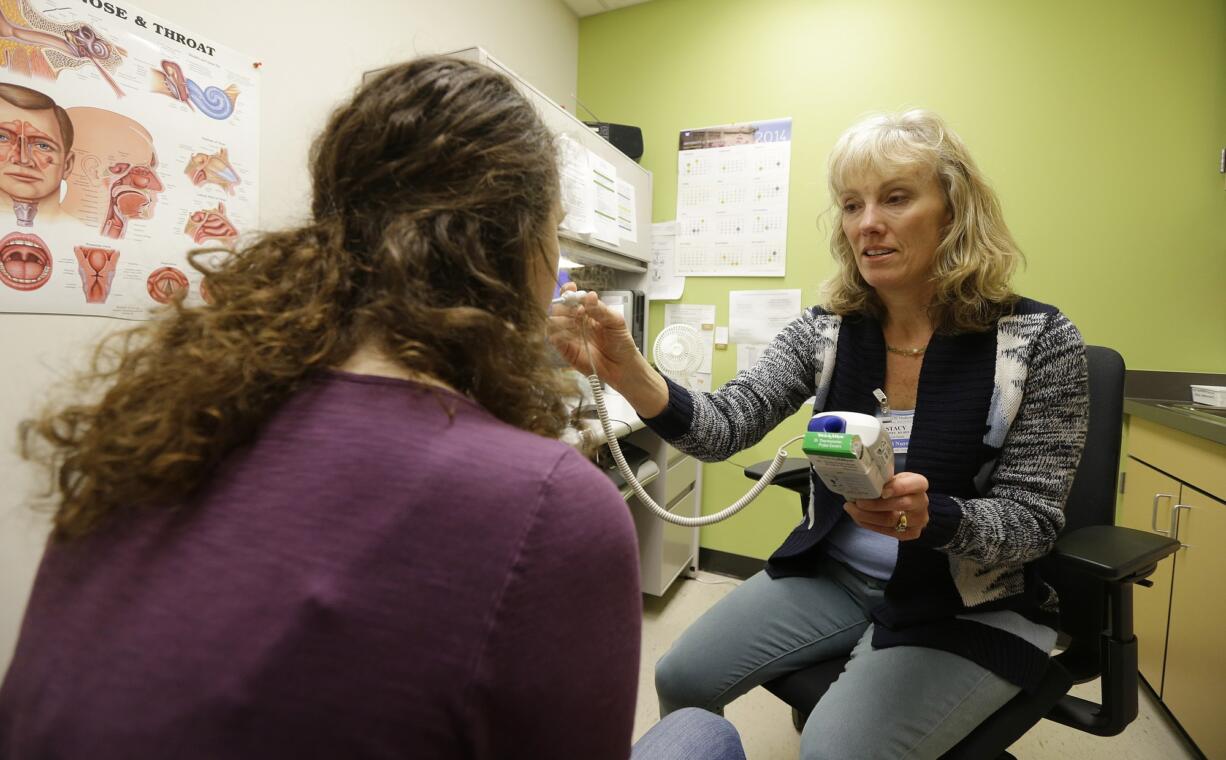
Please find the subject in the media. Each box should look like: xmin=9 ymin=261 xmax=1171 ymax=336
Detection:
xmin=642 ymin=297 xmax=1089 ymax=690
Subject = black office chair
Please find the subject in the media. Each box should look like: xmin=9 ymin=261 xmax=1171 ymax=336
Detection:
xmin=744 ymin=346 xmax=1180 ymax=759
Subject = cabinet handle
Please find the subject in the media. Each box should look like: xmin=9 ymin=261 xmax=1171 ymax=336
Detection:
xmin=1151 ymin=492 xmax=1175 ymax=534
xmin=1171 ymin=503 xmax=1192 ymax=549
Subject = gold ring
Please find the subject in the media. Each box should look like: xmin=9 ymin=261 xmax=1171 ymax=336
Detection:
xmin=894 ymin=512 xmax=908 ymax=533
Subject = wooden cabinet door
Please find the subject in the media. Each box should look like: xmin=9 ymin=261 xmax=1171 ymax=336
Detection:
xmin=1116 ymin=457 xmax=1179 ymax=694
xmin=1162 ymin=484 xmax=1226 ymax=760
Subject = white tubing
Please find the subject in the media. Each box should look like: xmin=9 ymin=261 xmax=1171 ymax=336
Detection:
xmin=588 ymin=374 xmax=803 ymax=526
xmin=573 ymin=311 xmax=802 ymax=526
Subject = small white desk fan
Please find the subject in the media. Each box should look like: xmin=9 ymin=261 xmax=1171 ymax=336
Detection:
xmin=652 ymin=324 xmax=704 ymax=389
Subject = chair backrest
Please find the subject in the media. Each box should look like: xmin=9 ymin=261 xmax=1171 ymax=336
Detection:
xmin=949 ymin=345 xmax=1128 ymax=758
xmin=1041 ymin=345 xmax=1125 ymax=679
xmin=1061 ymin=345 xmax=1126 ymax=533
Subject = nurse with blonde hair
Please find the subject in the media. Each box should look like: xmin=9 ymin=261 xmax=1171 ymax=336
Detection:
xmin=553 ymin=109 xmax=1089 ymax=759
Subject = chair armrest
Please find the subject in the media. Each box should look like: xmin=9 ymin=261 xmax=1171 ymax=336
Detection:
xmin=1051 ymin=525 xmax=1179 ymax=583
xmin=744 ymin=457 xmax=811 ymax=495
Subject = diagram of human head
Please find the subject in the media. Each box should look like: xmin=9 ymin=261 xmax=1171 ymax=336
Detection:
xmin=61 ymin=107 xmax=163 ymax=239
xmin=0 ymin=83 xmax=74 ymax=227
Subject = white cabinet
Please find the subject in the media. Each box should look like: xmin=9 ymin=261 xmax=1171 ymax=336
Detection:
xmin=1119 ymin=416 xmax=1226 ymax=758
xmin=626 ymin=438 xmax=700 ymax=596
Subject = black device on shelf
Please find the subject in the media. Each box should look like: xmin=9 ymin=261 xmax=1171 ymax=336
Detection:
xmin=598 ymin=439 xmax=650 ymax=490
xmin=584 ymin=122 xmax=643 ymax=162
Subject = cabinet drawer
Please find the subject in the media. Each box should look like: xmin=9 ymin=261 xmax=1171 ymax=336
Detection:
xmin=1128 ymin=417 xmax=1226 ymax=498
xmin=631 ymin=485 xmax=697 ymax=597
xmin=1161 ymin=484 xmax=1226 ymax=760
xmin=662 ymin=488 xmax=697 ymax=585
xmin=664 ymin=456 xmax=697 ymax=506
xmin=1118 ymin=458 xmax=1179 ymax=694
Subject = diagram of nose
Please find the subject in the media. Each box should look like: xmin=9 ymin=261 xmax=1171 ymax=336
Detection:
xmin=124 ymin=168 xmax=163 ymax=191
xmin=140 ymin=171 xmax=164 ymax=191
xmin=10 ymin=138 xmax=34 ymax=166
xmin=184 ymin=202 xmax=238 ymax=244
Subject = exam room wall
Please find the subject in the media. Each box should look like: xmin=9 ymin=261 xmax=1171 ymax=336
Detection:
xmin=578 ymin=0 xmax=1226 ymax=559
xmin=0 ymin=0 xmax=579 ymax=675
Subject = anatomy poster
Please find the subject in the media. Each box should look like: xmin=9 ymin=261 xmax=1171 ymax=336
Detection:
xmin=0 ymin=0 xmax=259 ymax=319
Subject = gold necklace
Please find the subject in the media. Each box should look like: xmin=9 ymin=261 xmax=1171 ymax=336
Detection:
xmin=885 ymin=343 xmax=926 ymax=357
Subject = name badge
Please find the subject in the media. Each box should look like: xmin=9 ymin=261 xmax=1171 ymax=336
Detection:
xmin=880 ymin=410 xmax=914 ymax=454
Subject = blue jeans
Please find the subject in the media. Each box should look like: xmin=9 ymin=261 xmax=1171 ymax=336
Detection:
xmin=655 ymin=555 xmax=1021 ymax=760
xmin=631 ymin=708 xmax=746 ymax=760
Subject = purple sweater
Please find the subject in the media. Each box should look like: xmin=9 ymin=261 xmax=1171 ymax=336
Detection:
xmin=0 ymin=371 xmax=641 ymax=759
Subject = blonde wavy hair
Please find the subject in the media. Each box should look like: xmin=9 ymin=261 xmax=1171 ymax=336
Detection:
xmin=822 ymin=109 xmax=1023 ymax=332
xmin=22 ymin=57 xmax=574 ymax=539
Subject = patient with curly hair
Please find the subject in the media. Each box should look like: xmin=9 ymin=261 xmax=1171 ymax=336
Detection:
xmin=0 ymin=57 xmax=744 ymax=760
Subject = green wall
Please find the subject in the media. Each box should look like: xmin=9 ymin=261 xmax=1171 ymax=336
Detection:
xmin=579 ymin=0 xmax=1226 ymax=559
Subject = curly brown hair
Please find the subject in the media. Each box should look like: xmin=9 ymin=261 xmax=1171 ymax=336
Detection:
xmin=22 ymin=56 xmax=571 ymax=539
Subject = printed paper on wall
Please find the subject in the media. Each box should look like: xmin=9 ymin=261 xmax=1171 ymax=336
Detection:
xmin=0 ymin=0 xmax=259 ymax=319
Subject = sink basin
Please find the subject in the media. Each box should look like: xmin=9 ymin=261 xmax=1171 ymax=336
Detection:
xmin=1157 ymin=403 xmax=1226 ymax=423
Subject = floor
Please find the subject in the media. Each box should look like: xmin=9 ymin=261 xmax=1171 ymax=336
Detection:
xmin=635 ymin=572 xmax=1202 ymax=760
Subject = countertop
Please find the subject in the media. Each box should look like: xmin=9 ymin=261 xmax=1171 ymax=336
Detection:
xmin=1124 ymin=398 xmax=1226 ymax=447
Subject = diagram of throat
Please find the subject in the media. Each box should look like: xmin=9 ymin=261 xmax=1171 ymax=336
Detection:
xmin=103 ymin=163 xmax=163 ymax=239
xmin=146 ymin=266 xmax=188 ymax=304
xmin=74 ymin=246 xmax=120 ymax=303
xmin=10 ymin=200 xmax=38 ymax=227
xmin=0 ymin=232 xmax=52 ymax=291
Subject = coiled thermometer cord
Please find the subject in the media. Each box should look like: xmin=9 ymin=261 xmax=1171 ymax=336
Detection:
xmin=556 ymin=290 xmax=804 ymax=527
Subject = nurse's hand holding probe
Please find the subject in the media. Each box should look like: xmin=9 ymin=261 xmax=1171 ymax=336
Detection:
xmin=843 ymin=471 xmax=931 ymax=541
xmin=548 ymin=282 xmax=802 ymax=528
xmin=548 ymin=283 xmax=669 ymax=418
xmin=549 ymin=284 xmax=930 ymax=537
